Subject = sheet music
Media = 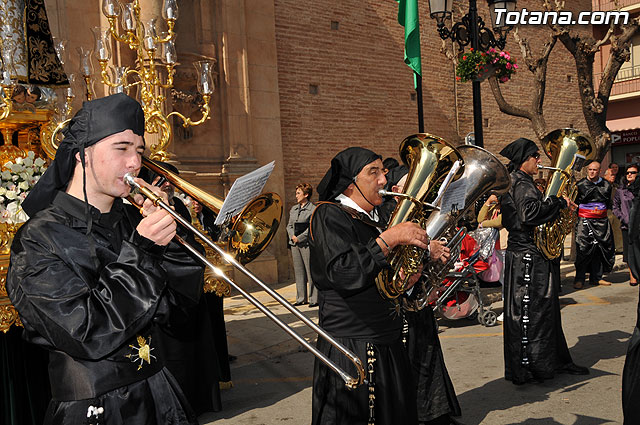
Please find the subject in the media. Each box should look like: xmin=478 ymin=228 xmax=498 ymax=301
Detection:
xmin=214 ymin=161 xmax=275 ymax=225
xmin=433 ymin=160 xmax=462 ymax=206
xmin=440 ymin=177 xmax=468 ymax=214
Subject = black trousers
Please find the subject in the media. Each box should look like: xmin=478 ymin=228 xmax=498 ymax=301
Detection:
xmin=575 ymin=256 xmax=604 ymax=284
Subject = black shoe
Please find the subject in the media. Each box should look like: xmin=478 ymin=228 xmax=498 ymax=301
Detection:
xmin=309 ymin=303 xmax=318 ymax=307
xmin=557 ymin=363 xmax=589 ymax=375
xmin=293 ymin=301 xmax=306 ymax=306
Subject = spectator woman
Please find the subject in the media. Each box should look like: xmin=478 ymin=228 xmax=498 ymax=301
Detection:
xmin=614 ymin=163 xmax=639 ymax=286
xmin=287 ymin=183 xmax=317 ymax=306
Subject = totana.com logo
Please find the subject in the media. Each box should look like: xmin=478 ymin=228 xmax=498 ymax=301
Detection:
xmin=494 ymin=8 xmax=629 ymax=26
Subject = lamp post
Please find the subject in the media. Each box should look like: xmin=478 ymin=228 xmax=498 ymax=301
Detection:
xmin=428 ymin=0 xmax=516 ymax=148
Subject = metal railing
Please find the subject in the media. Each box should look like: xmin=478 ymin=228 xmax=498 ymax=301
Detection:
xmin=594 ymin=66 xmax=640 ymax=97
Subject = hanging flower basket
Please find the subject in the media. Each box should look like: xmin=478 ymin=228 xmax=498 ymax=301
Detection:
xmin=474 ymin=63 xmax=498 ymax=82
xmin=456 ymin=47 xmax=518 ymax=83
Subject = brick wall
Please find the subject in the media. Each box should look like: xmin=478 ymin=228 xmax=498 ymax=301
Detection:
xmin=274 ymin=0 xmax=593 ymax=208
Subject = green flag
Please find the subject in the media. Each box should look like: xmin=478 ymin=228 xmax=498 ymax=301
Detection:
xmin=397 ymin=0 xmax=422 ymax=77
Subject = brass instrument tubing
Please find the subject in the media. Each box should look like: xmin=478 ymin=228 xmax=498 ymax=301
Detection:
xmin=124 ymin=174 xmax=366 ymax=389
xmin=378 ymin=190 xmax=440 ymax=211
xmin=537 ymin=165 xmax=571 ymax=178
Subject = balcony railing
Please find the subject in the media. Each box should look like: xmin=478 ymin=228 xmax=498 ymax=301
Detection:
xmin=594 ymin=66 xmax=640 ymax=97
xmin=593 ymin=0 xmax=640 ymax=12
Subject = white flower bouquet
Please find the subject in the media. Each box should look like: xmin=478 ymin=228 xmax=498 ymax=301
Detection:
xmin=0 ymin=151 xmax=47 ymax=224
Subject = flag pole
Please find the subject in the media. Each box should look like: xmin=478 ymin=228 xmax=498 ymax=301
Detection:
xmin=415 ymin=72 xmax=424 ymax=133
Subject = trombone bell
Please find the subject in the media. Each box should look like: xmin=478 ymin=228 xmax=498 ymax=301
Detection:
xmin=141 ymin=157 xmax=283 ymax=265
xmin=230 ymin=192 xmax=283 ymax=265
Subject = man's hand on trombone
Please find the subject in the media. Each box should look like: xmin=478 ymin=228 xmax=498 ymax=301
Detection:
xmin=129 ymin=177 xmax=177 ymax=246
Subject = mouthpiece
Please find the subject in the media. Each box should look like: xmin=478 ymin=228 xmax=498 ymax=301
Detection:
xmin=378 ymin=189 xmax=394 ymax=197
xmin=123 ymin=173 xmax=138 ymax=188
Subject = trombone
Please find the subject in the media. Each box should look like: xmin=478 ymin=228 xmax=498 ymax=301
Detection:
xmin=126 ymin=162 xmax=366 ymax=389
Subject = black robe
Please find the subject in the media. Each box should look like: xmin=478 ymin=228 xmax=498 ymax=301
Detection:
xmin=501 ymin=170 xmax=574 ymax=383
xmin=6 ymin=192 xmax=203 ymax=425
xmin=405 ymin=306 xmax=461 ymax=422
xmin=622 ymin=182 xmax=640 ymax=423
xmin=574 ymin=177 xmax=615 ymax=275
xmin=384 ymin=196 xmax=460 ymax=423
xmin=310 ymin=202 xmax=417 ymax=425
xmin=155 ymin=196 xmax=223 ymax=415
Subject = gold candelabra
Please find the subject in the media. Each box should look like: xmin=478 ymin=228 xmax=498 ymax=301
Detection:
xmin=0 ymin=61 xmax=16 ymax=121
xmin=94 ymin=0 xmax=214 ymax=160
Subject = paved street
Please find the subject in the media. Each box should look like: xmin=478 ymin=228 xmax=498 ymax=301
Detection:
xmin=200 ymin=258 xmax=637 ymax=425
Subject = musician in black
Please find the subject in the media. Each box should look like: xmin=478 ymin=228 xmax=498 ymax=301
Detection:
xmin=500 ymin=138 xmax=589 ymax=385
xmin=622 ymin=175 xmax=640 ymax=424
xmin=7 ymin=94 xmax=202 ymax=424
xmin=573 ymin=161 xmax=615 ymax=288
xmin=310 ymin=147 xmax=438 ymax=425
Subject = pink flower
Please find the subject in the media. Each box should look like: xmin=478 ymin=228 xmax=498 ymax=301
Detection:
xmin=500 ymin=76 xmax=509 ymax=83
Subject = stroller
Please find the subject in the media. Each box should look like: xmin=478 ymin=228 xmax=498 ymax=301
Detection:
xmin=427 ymin=228 xmax=501 ymax=327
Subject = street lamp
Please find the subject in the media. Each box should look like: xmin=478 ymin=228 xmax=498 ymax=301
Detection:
xmin=428 ymin=0 xmax=516 ymax=148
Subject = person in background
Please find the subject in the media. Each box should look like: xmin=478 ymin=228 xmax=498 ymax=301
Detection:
xmin=614 ymin=164 xmax=639 ymax=286
xmin=390 ymin=173 xmax=460 ymax=425
xmin=608 ymin=162 xmax=622 ymax=187
xmin=605 ymin=164 xmax=624 ymax=255
xmin=287 ymin=183 xmax=317 ymax=306
xmin=573 ymin=161 xmax=615 ymax=289
xmin=139 ymin=161 xmax=191 ymax=222
xmin=189 ymin=197 xmax=235 ymax=380
xmin=477 ymin=193 xmax=505 ymax=318
xmin=382 ymin=157 xmax=399 ymax=175
xmin=380 ymin=163 xmax=408 ymax=219
xmin=139 ymin=162 xmax=224 ymax=415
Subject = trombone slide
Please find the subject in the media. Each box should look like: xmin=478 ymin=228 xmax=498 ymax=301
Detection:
xmin=124 ymin=174 xmax=366 ymax=389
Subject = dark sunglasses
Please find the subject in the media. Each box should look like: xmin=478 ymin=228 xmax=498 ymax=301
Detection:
xmin=628 ymin=171 xmax=638 ymax=175
xmin=530 ymin=152 xmax=540 ymax=160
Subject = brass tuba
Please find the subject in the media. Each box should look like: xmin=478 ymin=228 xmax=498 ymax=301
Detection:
xmin=411 ymin=145 xmax=511 ymax=311
xmin=376 ymin=134 xmax=464 ymax=300
xmin=534 ymin=128 xmax=596 ymax=260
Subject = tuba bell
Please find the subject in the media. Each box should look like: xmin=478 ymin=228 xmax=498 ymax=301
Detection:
xmin=534 ymin=128 xmax=596 ymax=260
xmin=376 ymin=133 xmax=464 ymax=300
xmin=412 ymin=145 xmax=511 ymax=311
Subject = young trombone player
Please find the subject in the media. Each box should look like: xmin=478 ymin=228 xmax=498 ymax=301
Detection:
xmin=7 ymin=93 xmax=203 ymax=424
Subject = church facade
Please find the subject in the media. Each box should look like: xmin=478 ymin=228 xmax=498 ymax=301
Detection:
xmin=43 ymin=0 xmax=591 ymax=283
